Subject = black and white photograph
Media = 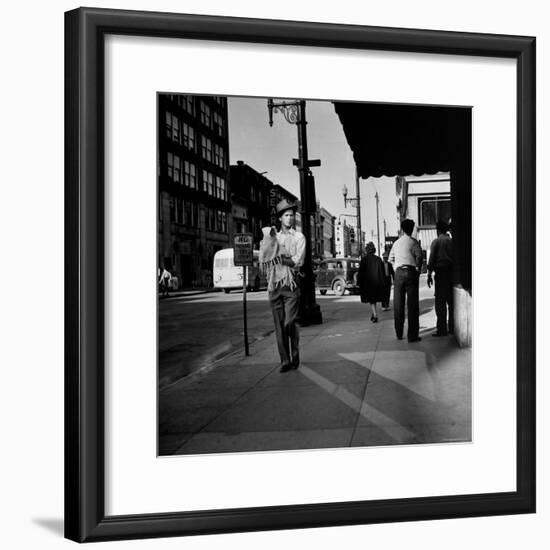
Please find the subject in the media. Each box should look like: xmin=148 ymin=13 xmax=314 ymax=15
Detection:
xmin=157 ymin=94 xmax=472 ymax=456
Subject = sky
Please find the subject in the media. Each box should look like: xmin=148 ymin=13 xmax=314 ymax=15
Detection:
xmin=226 ymin=96 xmax=401 ymax=247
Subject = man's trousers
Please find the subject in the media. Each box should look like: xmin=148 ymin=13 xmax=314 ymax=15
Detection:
xmin=268 ymin=285 xmax=300 ymax=368
xmin=434 ymin=266 xmax=454 ymax=335
xmin=393 ymin=267 xmax=420 ymax=340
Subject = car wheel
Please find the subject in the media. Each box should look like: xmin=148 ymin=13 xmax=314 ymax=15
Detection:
xmin=254 ymin=276 xmax=260 ymax=291
xmin=333 ymin=280 xmax=345 ymax=296
xmin=223 ymin=288 xmax=231 ymax=294
xmin=319 ymin=289 xmax=327 ymax=295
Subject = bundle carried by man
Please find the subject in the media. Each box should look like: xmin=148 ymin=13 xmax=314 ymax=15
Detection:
xmin=259 ymin=226 xmax=296 ymax=291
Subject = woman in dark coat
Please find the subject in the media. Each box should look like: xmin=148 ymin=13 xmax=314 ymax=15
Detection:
xmin=358 ymin=241 xmax=386 ymax=322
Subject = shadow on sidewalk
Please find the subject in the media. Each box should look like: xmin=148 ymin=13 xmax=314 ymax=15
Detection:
xmin=160 ymin=329 xmax=471 ymax=455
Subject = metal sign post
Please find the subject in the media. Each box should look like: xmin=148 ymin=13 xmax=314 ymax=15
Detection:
xmin=242 ymin=266 xmax=249 ymax=356
xmin=233 ymin=233 xmax=254 ymax=356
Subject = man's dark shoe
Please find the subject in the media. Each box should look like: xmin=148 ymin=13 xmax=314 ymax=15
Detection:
xmin=280 ymin=364 xmax=293 ymax=373
xmin=432 ymin=332 xmax=448 ymax=337
xmin=396 ymin=335 xmax=403 ymax=340
xmin=408 ymin=337 xmax=422 ymax=343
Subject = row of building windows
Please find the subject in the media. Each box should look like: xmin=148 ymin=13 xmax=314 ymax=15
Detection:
xmin=164 ymin=197 xmax=228 ymax=233
xmin=165 ymin=153 xmax=227 ymax=200
xmin=166 ymin=94 xmax=225 ymax=120
xmin=205 ymin=208 xmax=228 ymax=233
xmin=165 ymin=111 xmax=196 ymax=150
xmin=199 ymin=100 xmax=226 ymax=136
xmin=166 ymin=153 xmax=198 ymax=189
xmin=165 ymin=111 xmax=226 ymax=166
xmin=202 ymin=169 xmax=227 ymax=200
xmin=199 ymin=136 xmax=226 ymax=168
xmin=169 ymin=198 xmax=199 ymax=227
xmin=167 ymin=94 xmax=195 ymax=115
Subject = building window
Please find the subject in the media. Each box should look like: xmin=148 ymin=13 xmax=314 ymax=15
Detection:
xmin=202 ymin=170 xmax=214 ymax=196
xmin=174 ymin=155 xmax=182 ymax=184
xmin=211 ymin=208 xmax=217 ymax=231
xmin=169 ymin=197 xmax=175 ymax=221
xmin=214 ymin=144 xmax=226 ymax=168
xmin=167 ymin=152 xmax=174 ymax=180
xmin=418 ymin=196 xmax=451 ymax=227
xmin=176 ymin=198 xmax=184 ymax=224
xmin=181 ymin=95 xmax=194 ymax=115
xmin=205 ymin=208 xmax=212 ymax=231
xmin=215 ymin=176 xmax=226 ymax=200
xmin=184 ymin=161 xmax=196 ymax=189
xmin=201 ymin=136 xmax=213 ymax=163
xmin=200 ymin=100 xmax=212 ymax=128
xmin=165 ymin=112 xmax=180 ymax=144
xmin=182 ymin=201 xmax=198 ymax=227
xmin=182 ymin=122 xmax=195 ymax=151
xmin=165 ymin=111 xmax=172 ymax=139
xmin=213 ymin=112 xmax=224 ymax=137
xmin=215 ymin=210 xmax=227 ymax=232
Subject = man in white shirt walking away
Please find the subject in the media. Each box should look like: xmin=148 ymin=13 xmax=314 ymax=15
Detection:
xmin=388 ymin=219 xmax=423 ymax=343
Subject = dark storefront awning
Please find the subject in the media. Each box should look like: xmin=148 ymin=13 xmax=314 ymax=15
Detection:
xmin=333 ymin=102 xmax=468 ymax=178
xmin=332 ymin=101 xmax=472 ymax=293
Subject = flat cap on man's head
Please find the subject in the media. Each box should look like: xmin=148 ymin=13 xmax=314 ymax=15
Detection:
xmin=276 ymin=199 xmax=298 ymax=216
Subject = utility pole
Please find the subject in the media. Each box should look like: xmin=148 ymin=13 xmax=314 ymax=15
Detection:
xmin=355 ymin=169 xmax=362 ymax=255
xmin=268 ymin=98 xmax=322 ymax=325
xmin=375 ymin=191 xmax=381 ymax=256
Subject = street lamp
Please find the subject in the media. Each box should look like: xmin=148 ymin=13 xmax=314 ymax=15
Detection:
xmin=267 ymin=98 xmax=322 ymax=326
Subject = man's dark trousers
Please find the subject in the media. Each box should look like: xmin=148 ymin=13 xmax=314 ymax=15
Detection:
xmin=269 ymin=285 xmax=300 ymax=368
xmin=393 ymin=267 xmax=420 ymax=340
xmin=434 ymin=266 xmax=454 ymax=335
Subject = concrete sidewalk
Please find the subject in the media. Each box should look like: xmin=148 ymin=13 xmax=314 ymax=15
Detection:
xmin=159 ymin=291 xmax=471 ymax=455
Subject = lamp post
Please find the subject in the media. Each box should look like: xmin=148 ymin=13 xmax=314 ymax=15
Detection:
xmin=342 ymin=170 xmax=362 ymax=255
xmin=267 ymin=99 xmax=322 ymax=325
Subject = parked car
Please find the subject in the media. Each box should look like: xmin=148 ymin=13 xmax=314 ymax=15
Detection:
xmin=314 ymin=257 xmax=361 ymax=296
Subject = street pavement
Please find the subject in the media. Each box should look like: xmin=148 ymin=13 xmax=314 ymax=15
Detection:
xmin=159 ymin=289 xmax=276 ymax=388
xmin=159 ymin=276 xmax=471 ymax=456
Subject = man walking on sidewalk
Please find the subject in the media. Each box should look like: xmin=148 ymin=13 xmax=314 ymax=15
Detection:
xmin=427 ymin=220 xmax=454 ymax=336
xmin=388 ymin=219 xmax=423 ymax=343
xmin=260 ymin=200 xmax=306 ymax=372
xmin=259 ymin=199 xmax=306 ymax=373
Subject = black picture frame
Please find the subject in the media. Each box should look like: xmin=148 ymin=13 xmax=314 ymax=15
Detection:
xmin=65 ymin=7 xmax=536 ymax=543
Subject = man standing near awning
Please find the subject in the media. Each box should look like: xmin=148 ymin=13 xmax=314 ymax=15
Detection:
xmin=427 ymin=220 xmax=454 ymax=337
xmin=388 ymin=219 xmax=423 ymax=343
